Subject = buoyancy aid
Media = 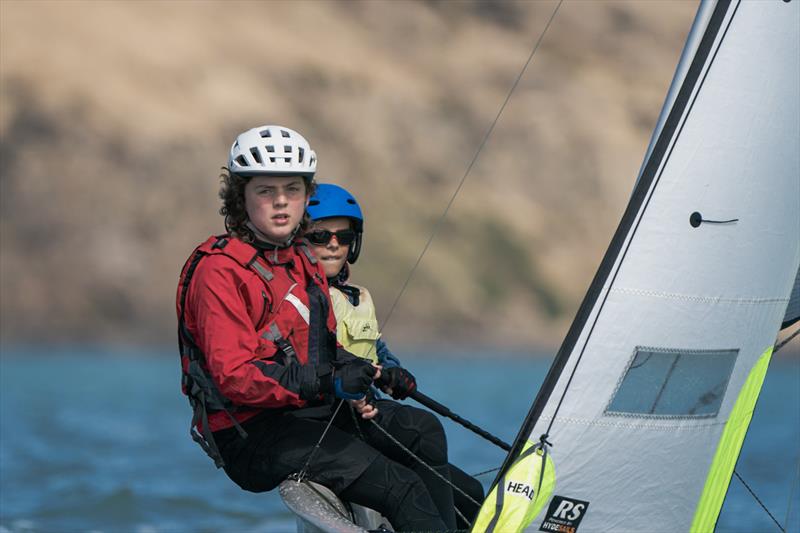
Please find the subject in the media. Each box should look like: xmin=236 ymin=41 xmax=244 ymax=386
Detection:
xmin=329 ymin=284 xmax=382 ymax=364
xmin=176 ymin=234 xmax=338 ymax=467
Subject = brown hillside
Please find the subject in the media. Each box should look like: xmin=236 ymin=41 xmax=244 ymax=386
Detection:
xmin=0 ymin=0 xmax=697 ymax=348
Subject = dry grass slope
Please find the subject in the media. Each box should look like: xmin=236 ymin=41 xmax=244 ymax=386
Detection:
xmin=0 ymin=0 xmax=696 ymax=348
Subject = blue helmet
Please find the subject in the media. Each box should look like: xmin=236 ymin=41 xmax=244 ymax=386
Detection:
xmin=307 ymin=184 xmax=364 ymax=263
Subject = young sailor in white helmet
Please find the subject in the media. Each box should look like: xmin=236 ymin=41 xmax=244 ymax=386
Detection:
xmin=306 ymin=183 xmax=485 ymax=530
xmin=177 ymin=126 xmax=449 ymax=532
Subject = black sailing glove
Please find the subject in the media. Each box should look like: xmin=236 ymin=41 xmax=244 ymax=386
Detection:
xmin=317 ymin=358 xmax=377 ymax=401
xmin=378 ymin=367 xmax=417 ymax=400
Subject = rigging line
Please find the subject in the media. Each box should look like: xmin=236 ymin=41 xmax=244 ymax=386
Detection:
xmin=541 ymin=0 xmax=742 ymax=439
xmin=728 ymin=326 xmax=800 ymax=531
xmin=734 ymin=471 xmax=786 ymax=533
xmin=365 ymin=420 xmax=473 ymax=529
xmin=785 ymin=455 xmax=800 ymax=529
xmin=377 ymin=0 xmax=565 ymax=331
xmin=295 ymin=399 xmax=345 ymax=482
xmin=367 ymin=418 xmax=483 ymax=510
xmin=472 ymin=466 xmax=501 ymax=478
xmin=348 ymin=401 xmax=367 ymax=442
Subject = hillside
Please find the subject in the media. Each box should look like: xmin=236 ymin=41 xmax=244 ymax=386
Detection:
xmin=0 ymin=0 xmax=697 ymax=348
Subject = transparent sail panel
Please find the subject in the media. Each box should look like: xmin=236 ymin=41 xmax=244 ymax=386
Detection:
xmin=606 ymin=348 xmax=738 ymax=417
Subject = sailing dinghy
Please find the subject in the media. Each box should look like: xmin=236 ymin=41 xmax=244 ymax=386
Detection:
xmin=280 ymin=0 xmax=800 ymax=531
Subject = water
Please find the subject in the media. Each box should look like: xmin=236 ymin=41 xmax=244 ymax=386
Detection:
xmin=1 ymin=347 xmax=798 ymax=533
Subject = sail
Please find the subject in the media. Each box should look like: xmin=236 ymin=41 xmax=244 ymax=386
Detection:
xmin=474 ymin=1 xmax=800 ymax=532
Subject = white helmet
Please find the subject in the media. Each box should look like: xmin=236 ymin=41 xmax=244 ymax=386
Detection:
xmin=228 ymin=125 xmax=317 ymax=178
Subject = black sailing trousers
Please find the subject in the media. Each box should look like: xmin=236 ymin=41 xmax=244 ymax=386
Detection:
xmin=214 ymin=399 xmax=484 ymax=532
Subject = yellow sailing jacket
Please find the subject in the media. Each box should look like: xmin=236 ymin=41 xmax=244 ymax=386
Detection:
xmin=329 ymin=284 xmax=381 ymax=364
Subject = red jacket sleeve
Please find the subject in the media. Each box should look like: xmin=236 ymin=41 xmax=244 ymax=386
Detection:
xmin=186 ymin=255 xmax=315 ymax=408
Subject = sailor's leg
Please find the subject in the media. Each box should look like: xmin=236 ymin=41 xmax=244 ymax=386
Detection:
xmin=339 ymin=455 xmax=447 ymax=532
xmin=448 ymin=463 xmax=485 ymax=529
xmin=214 ymin=412 xmax=380 ymax=493
xmin=215 ymin=412 xmax=446 ymax=531
xmin=361 ymin=401 xmax=458 ymax=529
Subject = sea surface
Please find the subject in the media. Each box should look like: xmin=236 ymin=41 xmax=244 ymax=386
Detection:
xmin=1 ymin=347 xmax=798 ymax=533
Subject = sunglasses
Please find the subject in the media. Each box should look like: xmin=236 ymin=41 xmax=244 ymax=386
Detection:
xmin=306 ymin=229 xmax=357 ymax=246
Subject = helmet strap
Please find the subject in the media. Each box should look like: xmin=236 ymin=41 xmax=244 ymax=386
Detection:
xmin=347 ymin=234 xmax=362 ymax=264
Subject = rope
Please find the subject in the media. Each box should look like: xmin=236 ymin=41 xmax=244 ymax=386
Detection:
xmin=348 ymin=400 xmax=368 ymax=442
xmin=377 ymin=0 xmax=565 ymax=332
xmin=471 ymin=466 xmax=501 ymax=478
xmin=785 ymin=455 xmax=800 ymax=529
xmin=367 ymin=418 xmax=483 ymax=527
xmin=734 ymin=471 xmax=785 ymax=532
xmin=727 ymin=326 xmax=799 ymax=531
xmin=295 ymin=399 xmax=345 ymax=482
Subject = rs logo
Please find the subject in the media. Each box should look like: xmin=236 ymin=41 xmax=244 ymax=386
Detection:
xmin=539 ymin=495 xmax=590 ymax=532
xmin=553 ymin=500 xmax=585 ymax=521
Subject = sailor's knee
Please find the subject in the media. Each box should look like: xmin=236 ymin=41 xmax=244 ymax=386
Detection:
xmin=392 ymin=405 xmax=448 ymax=465
xmin=359 ymin=458 xmax=432 ymax=517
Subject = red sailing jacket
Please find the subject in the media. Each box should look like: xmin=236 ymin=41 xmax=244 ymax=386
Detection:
xmin=176 ymin=235 xmax=338 ymax=440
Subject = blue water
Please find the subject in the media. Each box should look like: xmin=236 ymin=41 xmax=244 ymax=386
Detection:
xmin=1 ymin=348 xmax=798 ymax=533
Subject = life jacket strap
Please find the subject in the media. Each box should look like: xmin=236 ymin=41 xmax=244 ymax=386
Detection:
xmin=177 ymin=238 xmax=263 ymax=466
xmin=186 ymin=359 xmax=232 ymax=411
xmin=298 ymin=243 xmax=318 ymax=264
xmin=211 ymin=236 xmax=229 ymax=250
xmin=189 ymin=391 xmax=225 ymax=469
xmin=262 ymin=322 xmax=298 ymax=362
xmin=249 ymin=259 xmax=274 ymax=282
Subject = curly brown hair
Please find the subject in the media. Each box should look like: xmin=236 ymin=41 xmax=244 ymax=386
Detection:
xmin=218 ymin=169 xmax=316 ymax=243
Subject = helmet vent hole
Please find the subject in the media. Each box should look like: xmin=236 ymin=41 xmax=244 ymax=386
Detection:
xmin=235 ymin=155 xmax=248 ymax=166
xmin=269 ymin=157 xmax=276 ymax=163
xmin=298 ymin=147 xmax=305 ymax=162
xmin=284 ymin=157 xmax=291 ymax=163
xmin=250 ymin=148 xmax=263 ymax=164
xmin=260 ymin=130 xmax=271 ymax=138
xmin=308 ymin=200 xmax=320 ymax=206
xmin=347 ymin=199 xmax=356 ymax=204
xmin=284 ymin=145 xmax=292 ymax=153
xmin=281 ymin=130 xmax=290 ymax=138
xmin=266 ymin=145 xmax=275 ymax=153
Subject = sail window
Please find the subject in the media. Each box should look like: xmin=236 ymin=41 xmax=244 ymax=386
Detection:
xmin=606 ymin=347 xmax=738 ymax=417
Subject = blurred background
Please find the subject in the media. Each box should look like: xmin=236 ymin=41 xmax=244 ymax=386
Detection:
xmin=1 ymin=1 xmax=798 ymax=532
xmin=0 ymin=0 xmax=702 ymax=349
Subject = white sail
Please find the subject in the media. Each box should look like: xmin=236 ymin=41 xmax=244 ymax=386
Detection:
xmin=475 ymin=0 xmax=800 ymax=531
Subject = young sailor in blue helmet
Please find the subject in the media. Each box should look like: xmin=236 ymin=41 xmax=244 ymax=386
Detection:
xmin=306 ymin=183 xmax=485 ymax=530
xmin=177 ymin=125 xmax=449 ymax=532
